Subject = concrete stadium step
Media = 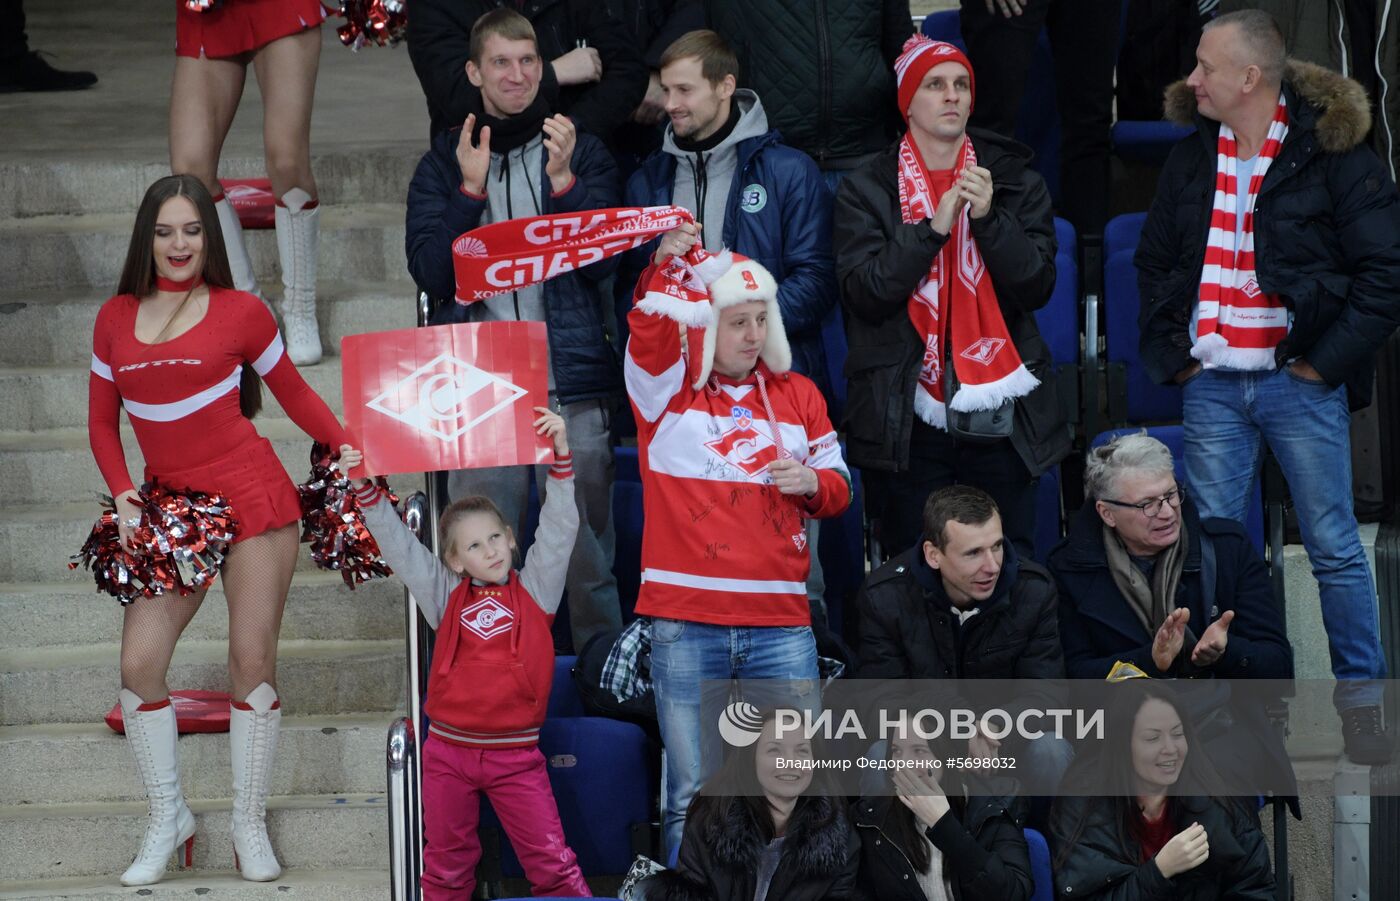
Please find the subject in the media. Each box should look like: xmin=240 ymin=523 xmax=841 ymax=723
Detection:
xmin=0 ymin=279 xmax=417 ymax=368
xmin=0 ymin=204 xmax=408 ymax=293
xmin=0 ymin=502 xmax=390 ymax=583
xmin=0 ymin=713 xmax=391 ymax=805
xmin=0 ymin=146 xmax=423 ymax=220
xmin=1 ymin=639 xmax=404 ymax=726
xmin=0 ymin=793 xmax=386 ymax=882
xmin=0 ymin=421 xmax=422 ymax=508
xmin=0 ymin=868 xmax=387 ymax=901
xmin=0 ymin=359 xmax=344 ymax=432
xmin=0 ymin=573 xmax=403 ymax=652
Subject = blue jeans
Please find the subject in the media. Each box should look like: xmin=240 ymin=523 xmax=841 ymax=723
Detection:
xmin=1183 ymin=367 xmax=1385 ymax=708
xmin=651 ymin=618 xmax=819 ymax=857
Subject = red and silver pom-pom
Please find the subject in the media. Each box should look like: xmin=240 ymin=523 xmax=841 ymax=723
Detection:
xmin=298 ymin=443 xmax=397 ymax=588
xmin=184 ymin=0 xmax=217 ymax=11
xmin=336 ymin=0 xmax=408 ymax=50
xmin=69 ymin=483 xmax=239 ymax=605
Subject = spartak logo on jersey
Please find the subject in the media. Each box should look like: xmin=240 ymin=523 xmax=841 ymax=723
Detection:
xmin=705 ymin=418 xmax=780 ymax=478
xmin=460 ymin=595 xmax=514 ymax=641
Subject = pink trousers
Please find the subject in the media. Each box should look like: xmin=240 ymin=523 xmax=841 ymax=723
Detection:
xmin=421 ymin=738 xmax=591 ymax=900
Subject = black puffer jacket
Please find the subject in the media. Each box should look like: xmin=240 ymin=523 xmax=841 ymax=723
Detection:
xmin=1050 ymin=795 xmax=1274 ymax=900
xmin=852 ymin=794 xmax=1033 ymax=901
xmin=408 ymin=0 xmax=648 ymax=142
xmin=704 ymin=0 xmax=913 ymax=168
xmin=643 ymin=796 xmax=861 ymax=901
xmin=854 ymin=542 xmax=1065 ymax=683
xmin=834 ymin=133 xmax=1071 ymax=476
xmin=1136 ymin=60 xmax=1400 ymax=408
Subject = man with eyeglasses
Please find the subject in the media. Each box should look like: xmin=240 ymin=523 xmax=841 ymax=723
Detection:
xmin=1047 ymin=433 xmax=1292 ymax=682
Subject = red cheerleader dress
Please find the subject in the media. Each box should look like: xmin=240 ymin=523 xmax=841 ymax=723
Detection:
xmin=176 ymin=0 xmax=328 ymax=60
xmin=88 ymin=287 xmax=350 ymax=541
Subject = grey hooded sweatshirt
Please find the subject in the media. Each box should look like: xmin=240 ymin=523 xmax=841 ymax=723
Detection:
xmin=662 ymin=89 xmax=770 ymax=252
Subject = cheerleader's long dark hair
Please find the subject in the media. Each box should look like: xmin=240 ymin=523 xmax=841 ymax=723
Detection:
xmin=117 ymin=174 xmax=262 ymax=418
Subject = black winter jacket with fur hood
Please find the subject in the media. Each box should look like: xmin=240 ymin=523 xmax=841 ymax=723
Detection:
xmin=642 ymin=795 xmax=861 ymax=901
xmin=1135 ymin=61 xmax=1400 ymax=408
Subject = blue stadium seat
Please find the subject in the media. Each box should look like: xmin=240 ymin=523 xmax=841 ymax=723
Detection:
xmin=920 ymin=11 xmax=1061 ymax=202
xmin=547 ymin=655 xmax=585 ymax=718
xmin=1038 ymin=217 xmax=1081 ymax=425
xmin=1111 ymin=120 xmax=1194 ymax=167
xmin=1033 ymin=465 xmax=1062 ymax=565
xmin=611 ymin=446 xmax=643 ymax=620
xmin=1025 ymin=827 xmax=1054 ymax=901
xmin=1104 ymin=212 xmax=1182 ymax=424
xmin=482 ymin=717 xmax=653 ymax=877
xmin=1091 ymin=426 xmax=1265 ymax=555
xmin=613 ymin=479 xmax=645 ymax=622
xmin=1109 ymin=0 xmax=1194 ymax=167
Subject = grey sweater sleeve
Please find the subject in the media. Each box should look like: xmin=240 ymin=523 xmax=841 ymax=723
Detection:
xmin=360 ymin=494 xmax=456 ymax=629
xmin=518 ymin=468 xmax=579 ymax=616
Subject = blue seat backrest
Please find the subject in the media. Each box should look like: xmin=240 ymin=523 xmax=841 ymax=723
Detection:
xmin=1091 ymin=426 xmax=1265 ymax=554
xmin=1033 ymin=465 xmax=1062 ymax=565
xmin=547 ymin=655 xmax=585 ymax=718
xmin=612 ymin=446 xmax=644 ymax=620
xmin=920 ymin=12 xmax=1061 ymax=202
xmin=1025 ymin=827 xmax=1053 ymax=901
xmin=483 ymin=717 xmax=653 ymax=877
xmin=1037 ymin=217 xmax=1079 ymax=367
xmin=1103 ymin=212 xmax=1183 ymax=423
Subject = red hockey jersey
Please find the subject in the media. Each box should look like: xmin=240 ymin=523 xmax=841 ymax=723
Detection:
xmin=625 ymin=280 xmax=851 ymax=627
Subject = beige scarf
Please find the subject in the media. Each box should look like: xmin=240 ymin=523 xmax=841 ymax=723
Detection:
xmin=1102 ymin=523 xmax=1196 ymax=647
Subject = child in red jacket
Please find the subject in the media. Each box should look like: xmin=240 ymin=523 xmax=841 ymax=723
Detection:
xmin=341 ymin=409 xmax=589 ymax=900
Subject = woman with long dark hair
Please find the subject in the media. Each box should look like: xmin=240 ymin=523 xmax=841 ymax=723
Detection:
xmin=172 ymin=0 xmax=327 ymax=365
xmin=1049 ymin=682 xmax=1274 ymax=900
xmin=852 ymin=731 xmax=1034 ymax=901
xmin=89 ymin=174 xmax=355 ymax=886
xmin=642 ymin=709 xmax=861 ymax=901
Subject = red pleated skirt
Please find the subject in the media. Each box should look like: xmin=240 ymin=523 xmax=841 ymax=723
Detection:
xmin=146 ymin=436 xmax=301 ymax=542
xmin=176 ymin=0 xmax=327 ymax=60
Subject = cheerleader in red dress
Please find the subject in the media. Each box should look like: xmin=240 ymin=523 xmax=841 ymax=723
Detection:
xmin=89 ymin=175 xmax=359 ymax=886
xmin=171 ymin=0 xmax=328 ymax=367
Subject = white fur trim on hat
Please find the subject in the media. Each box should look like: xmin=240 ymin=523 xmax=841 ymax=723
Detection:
xmin=691 ymin=254 xmax=792 ymax=389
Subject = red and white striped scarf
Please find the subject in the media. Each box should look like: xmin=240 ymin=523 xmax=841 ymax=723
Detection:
xmin=1193 ymin=94 xmax=1290 ymax=369
xmin=899 ymin=134 xmax=1037 ymax=428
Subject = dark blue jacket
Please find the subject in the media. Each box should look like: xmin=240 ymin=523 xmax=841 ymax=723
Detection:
xmin=405 ymin=127 xmax=623 ymax=405
xmin=1047 ymin=499 xmax=1293 ymax=680
xmin=618 ymin=128 xmax=837 ymax=399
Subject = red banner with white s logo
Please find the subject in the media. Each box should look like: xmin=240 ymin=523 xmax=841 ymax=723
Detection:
xmin=340 ymin=322 xmax=551 ymax=476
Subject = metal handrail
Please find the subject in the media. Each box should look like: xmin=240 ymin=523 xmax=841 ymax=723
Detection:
xmin=386 ymin=716 xmax=421 ymax=901
xmin=384 ymin=290 xmax=451 ymax=899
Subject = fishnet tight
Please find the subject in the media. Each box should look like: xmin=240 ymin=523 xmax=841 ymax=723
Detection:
xmin=120 ymin=523 xmax=299 ymax=704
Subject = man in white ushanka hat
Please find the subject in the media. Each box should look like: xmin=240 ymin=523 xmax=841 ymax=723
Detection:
xmin=624 ymin=222 xmax=853 ymax=856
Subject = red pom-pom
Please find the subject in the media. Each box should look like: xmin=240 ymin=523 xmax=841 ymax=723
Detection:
xmin=298 ymin=443 xmax=397 ymax=588
xmin=336 ymin=0 xmax=408 ymax=49
xmin=69 ymin=482 xmax=239 ymax=605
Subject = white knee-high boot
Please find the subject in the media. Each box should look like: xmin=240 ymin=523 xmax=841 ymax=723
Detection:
xmin=230 ymin=682 xmax=283 ymax=881
xmin=214 ymin=196 xmax=261 ymax=299
xmin=119 ymin=690 xmax=197 ymax=886
xmin=274 ymin=188 xmax=322 ymax=366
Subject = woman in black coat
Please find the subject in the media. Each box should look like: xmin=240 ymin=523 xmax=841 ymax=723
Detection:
xmin=642 ymin=709 xmax=861 ymax=901
xmin=1050 ymin=682 xmax=1274 ymax=900
xmin=852 ymin=732 xmax=1033 ymax=901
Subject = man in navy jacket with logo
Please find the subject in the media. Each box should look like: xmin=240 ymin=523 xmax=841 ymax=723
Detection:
xmin=618 ymin=29 xmax=836 ymax=401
